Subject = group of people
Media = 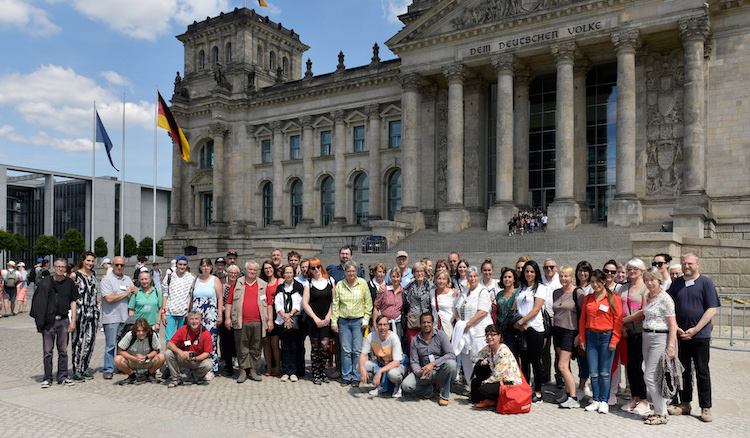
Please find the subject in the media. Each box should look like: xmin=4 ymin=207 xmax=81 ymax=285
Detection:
xmin=507 ymin=209 xmax=547 ymax=236
xmin=1 ymin=259 xmax=37 ymax=317
xmin=26 ymin=245 xmax=720 ymax=424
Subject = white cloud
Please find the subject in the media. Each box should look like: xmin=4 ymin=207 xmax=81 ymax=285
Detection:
xmin=70 ymin=0 xmax=230 ymax=40
xmin=380 ymin=0 xmax=409 ymax=25
xmin=101 ymin=71 xmax=134 ymax=89
xmin=0 ymin=0 xmax=61 ymax=35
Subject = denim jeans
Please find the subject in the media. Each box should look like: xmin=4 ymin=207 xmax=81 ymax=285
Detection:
xmin=585 ymin=330 xmax=615 ymax=402
xmin=165 ymin=314 xmax=186 ymax=344
xmin=338 ymin=317 xmax=364 ymax=383
xmin=401 ymin=359 xmax=458 ymax=400
xmin=103 ymin=322 xmax=122 ymax=374
xmin=280 ymin=329 xmax=302 ymax=376
xmin=42 ymin=318 xmax=69 ymax=381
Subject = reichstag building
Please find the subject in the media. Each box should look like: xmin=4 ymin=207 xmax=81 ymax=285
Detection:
xmin=164 ymin=0 xmax=750 ymax=254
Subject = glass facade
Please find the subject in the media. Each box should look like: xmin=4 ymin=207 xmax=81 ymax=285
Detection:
xmin=6 ymin=186 xmax=41 ymax=260
xmin=353 ymin=173 xmax=369 ymax=224
xmin=262 ymin=182 xmax=273 ymax=227
xmin=290 ymin=179 xmax=302 ymax=226
xmin=586 ymin=64 xmax=618 ymax=222
xmin=320 ymin=176 xmax=334 ymax=225
xmin=528 ymin=74 xmax=557 ymax=210
xmin=54 ymin=181 xmax=86 ymax=240
xmin=387 ymin=169 xmax=401 ymax=221
xmin=353 ymin=125 xmax=365 ymax=152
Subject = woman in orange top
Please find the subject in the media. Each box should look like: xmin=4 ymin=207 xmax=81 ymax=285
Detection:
xmin=579 ymin=269 xmax=622 ymax=414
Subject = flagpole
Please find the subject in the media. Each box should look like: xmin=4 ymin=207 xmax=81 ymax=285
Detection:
xmin=120 ymin=93 xmax=125 ymax=257
xmin=91 ymin=101 xmax=96 ymax=252
xmin=152 ymin=86 xmax=158 ymax=261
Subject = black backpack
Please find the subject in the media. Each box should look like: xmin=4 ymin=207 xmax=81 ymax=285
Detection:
xmin=27 ymin=267 xmax=37 ymax=284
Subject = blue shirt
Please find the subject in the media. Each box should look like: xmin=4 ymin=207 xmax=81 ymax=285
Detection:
xmin=386 ymin=267 xmax=414 ymax=288
xmin=667 ymin=275 xmax=720 ymax=339
xmin=327 ymin=264 xmax=365 ymax=283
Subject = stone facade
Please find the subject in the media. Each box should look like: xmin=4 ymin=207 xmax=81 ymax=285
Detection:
xmin=164 ymin=1 xmax=750 ymax=255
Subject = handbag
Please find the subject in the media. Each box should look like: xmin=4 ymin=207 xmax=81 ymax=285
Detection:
xmin=541 ymin=308 xmax=552 ymax=336
xmin=496 ymin=373 xmax=532 ymax=415
xmin=287 ymin=314 xmax=300 ymax=332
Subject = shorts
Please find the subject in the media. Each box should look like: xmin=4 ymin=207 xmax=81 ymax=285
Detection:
xmin=126 ymin=358 xmax=155 ymax=370
xmin=16 ymin=288 xmax=27 ymax=301
xmin=553 ymin=326 xmax=578 ymax=352
xmin=2 ymin=286 xmax=16 ymax=301
xmin=268 ymin=324 xmax=281 ymax=337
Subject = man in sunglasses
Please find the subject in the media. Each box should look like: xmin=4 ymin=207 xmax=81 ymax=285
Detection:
xmin=100 ymin=256 xmax=138 ymax=379
xmin=541 ymin=259 xmax=562 ymax=387
xmin=652 ymin=253 xmax=673 ymax=291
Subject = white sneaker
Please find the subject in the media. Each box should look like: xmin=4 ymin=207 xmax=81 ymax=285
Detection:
xmin=368 ymin=386 xmax=387 ymax=396
xmin=556 ymin=394 xmax=569 ymax=404
xmin=560 ymin=397 xmax=580 ymax=409
xmin=290 ymin=374 xmax=298 ymax=382
xmin=232 ymin=358 xmax=239 ymax=368
xmin=205 ymin=371 xmax=214 ymax=381
xmin=598 ymin=402 xmax=609 ymax=414
xmin=585 ymin=401 xmax=601 ymax=412
xmin=280 ymin=374 xmax=289 ymax=382
xmin=40 ymin=380 xmax=51 ymax=389
xmin=584 ymin=386 xmax=593 ymax=398
xmin=392 ymin=388 xmax=402 ymax=398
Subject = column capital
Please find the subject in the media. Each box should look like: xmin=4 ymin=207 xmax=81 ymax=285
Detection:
xmin=330 ymin=109 xmax=346 ymax=123
xmin=611 ymin=29 xmax=641 ymax=54
xmin=398 ymin=73 xmax=423 ymax=91
xmin=442 ymin=64 xmax=467 ymax=84
xmin=246 ymin=124 xmax=256 ymax=137
xmin=514 ymin=68 xmax=534 ymax=87
xmin=491 ymin=54 xmax=516 ymax=76
xmin=269 ymin=120 xmax=283 ymax=133
xmin=551 ymin=42 xmax=580 ymax=65
xmin=573 ymin=58 xmax=591 ymax=77
xmin=209 ymin=122 xmax=230 ymax=137
xmin=363 ymin=104 xmax=380 ymax=118
xmin=679 ymin=16 xmax=710 ymax=43
xmin=298 ymin=115 xmax=313 ymax=128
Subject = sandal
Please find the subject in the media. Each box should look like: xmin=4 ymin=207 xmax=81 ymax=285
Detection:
xmin=167 ymin=379 xmax=182 ymax=388
xmin=645 ymin=415 xmax=668 ymax=425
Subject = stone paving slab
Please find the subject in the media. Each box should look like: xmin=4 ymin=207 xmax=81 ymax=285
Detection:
xmin=1 ymin=314 xmax=749 ymax=438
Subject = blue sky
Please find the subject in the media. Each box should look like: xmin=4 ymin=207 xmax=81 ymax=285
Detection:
xmin=0 ymin=0 xmax=410 ymax=186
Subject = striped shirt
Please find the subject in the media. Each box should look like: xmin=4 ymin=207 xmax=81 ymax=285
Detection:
xmin=331 ymin=277 xmax=372 ymax=326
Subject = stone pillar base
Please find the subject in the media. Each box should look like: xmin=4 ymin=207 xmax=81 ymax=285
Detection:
xmin=547 ymin=199 xmax=581 ymax=231
xmin=607 ymin=197 xmax=642 ymax=228
xmin=437 ymin=208 xmax=470 ymax=233
xmin=672 ymin=192 xmax=714 ymax=238
xmin=577 ymin=201 xmax=593 ymax=224
xmin=394 ymin=210 xmax=425 ymax=232
xmin=487 ymin=202 xmax=516 ymax=233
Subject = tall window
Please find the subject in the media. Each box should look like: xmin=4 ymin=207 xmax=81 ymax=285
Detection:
xmin=320 ymin=176 xmax=334 ymax=225
xmin=262 ymin=182 xmax=273 ymax=227
xmin=528 ymin=74 xmax=557 ymax=210
xmin=200 ymin=140 xmax=214 ymax=168
xmin=289 ymin=135 xmax=300 ymax=160
xmin=203 ymin=194 xmax=213 ymax=226
xmin=282 ymin=57 xmax=288 ymax=75
xmin=290 ymin=179 xmax=303 ymax=226
xmin=269 ymin=51 xmax=276 ymax=71
xmin=353 ymin=125 xmax=365 ymax=152
xmin=261 ymin=139 xmax=271 ymax=164
xmin=199 ymin=50 xmax=205 ymax=69
xmin=387 ymin=169 xmax=401 ymax=221
xmin=212 ymin=47 xmax=219 ymax=66
xmin=320 ymin=130 xmax=332 ymax=156
xmin=353 ymin=173 xmax=369 ymax=224
xmin=257 ymin=46 xmax=263 ymax=65
xmin=389 ymin=120 xmax=401 ymax=148
xmin=226 ymin=43 xmax=232 ymax=63
xmin=586 ymin=63 xmax=618 ymax=222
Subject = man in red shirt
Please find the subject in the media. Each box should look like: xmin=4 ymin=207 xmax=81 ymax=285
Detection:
xmin=225 ymin=260 xmax=269 ymax=383
xmin=165 ymin=311 xmax=213 ymax=387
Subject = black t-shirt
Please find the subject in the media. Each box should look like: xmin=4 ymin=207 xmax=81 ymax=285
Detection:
xmin=52 ymin=277 xmax=80 ymax=317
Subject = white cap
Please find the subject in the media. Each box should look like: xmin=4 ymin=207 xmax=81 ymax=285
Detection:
xmin=102 ymin=258 xmax=112 ymax=266
xmin=17 ymin=262 xmax=25 ymax=267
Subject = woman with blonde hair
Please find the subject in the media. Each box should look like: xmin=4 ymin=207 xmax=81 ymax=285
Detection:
xmin=620 ymin=257 xmax=649 ymax=416
xmin=430 ymin=269 xmax=459 ymax=339
xmin=553 ymin=266 xmax=585 ymax=408
xmin=403 ymin=261 xmax=431 ymax=348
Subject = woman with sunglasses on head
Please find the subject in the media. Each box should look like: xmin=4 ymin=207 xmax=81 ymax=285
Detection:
xmin=470 ymin=324 xmax=523 ymax=408
xmin=302 ymin=258 xmax=334 ymax=384
xmin=259 ymin=260 xmax=282 ymax=377
xmin=579 ymin=269 xmax=623 ymax=413
xmin=190 ymin=257 xmax=224 ymax=377
xmin=619 ymin=258 xmax=649 ymax=416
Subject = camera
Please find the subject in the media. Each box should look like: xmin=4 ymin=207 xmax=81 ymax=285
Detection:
xmin=189 ymin=351 xmax=196 ymax=359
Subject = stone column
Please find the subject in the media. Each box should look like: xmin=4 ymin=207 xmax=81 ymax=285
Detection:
xmin=672 ymin=16 xmax=713 ymax=237
xmin=438 ymin=64 xmax=470 ymax=232
xmin=573 ymin=60 xmax=591 ymax=223
xmin=270 ymin=121 xmax=285 ymax=225
xmin=608 ymin=29 xmax=642 ymax=227
xmin=488 ymin=55 xmax=517 ymax=232
xmin=395 ymin=73 xmax=425 ymax=230
xmin=300 ymin=116 xmax=315 ymax=224
xmin=365 ymin=104 xmax=382 ymax=220
xmin=513 ymin=68 xmax=532 ymax=209
xmin=209 ymin=122 xmax=230 ymax=225
xmin=332 ymin=110 xmax=347 ymax=224
xmin=243 ymin=125 xmax=257 ymax=227
xmin=547 ymin=42 xmax=581 ymax=230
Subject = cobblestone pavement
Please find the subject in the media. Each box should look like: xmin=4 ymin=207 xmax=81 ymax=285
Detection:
xmin=1 ymin=314 xmax=749 ymax=438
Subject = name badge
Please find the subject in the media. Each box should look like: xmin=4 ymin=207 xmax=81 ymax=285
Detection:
xmin=428 ymin=354 xmax=436 ymax=363
xmin=143 ymin=305 xmax=151 ymax=311
xmin=386 ymin=285 xmax=394 ymax=291
xmin=685 ymin=280 xmax=695 ymax=287
xmin=184 ymin=340 xmax=192 ymax=346
xmin=598 ymin=304 xmax=609 ymax=312
xmin=260 ymin=295 xmax=267 ymax=301
xmin=120 ymin=285 xmax=127 ymax=291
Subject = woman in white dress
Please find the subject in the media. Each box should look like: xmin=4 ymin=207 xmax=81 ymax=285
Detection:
xmin=430 ymin=270 xmax=459 ymax=340
xmin=454 ymin=266 xmax=493 ymax=383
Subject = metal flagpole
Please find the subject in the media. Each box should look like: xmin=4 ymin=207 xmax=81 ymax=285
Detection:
xmin=120 ymin=94 xmax=125 ymax=257
xmin=91 ymin=101 xmax=96 ymax=251
xmin=152 ymin=86 xmax=158 ymax=260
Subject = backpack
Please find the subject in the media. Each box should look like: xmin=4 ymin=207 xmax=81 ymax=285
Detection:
xmin=3 ymin=270 xmax=18 ymax=288
xmin=116 ymin=315 xmax=136 ymax=347
xmin=125 ymin=331 xmax=157 ymax=354
xmin=27 ymin=267 xmax=37 ymax=284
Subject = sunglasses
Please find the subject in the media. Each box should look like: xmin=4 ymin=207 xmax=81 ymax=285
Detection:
xmin=543 ymin=266 xmax=556 ymax=270
xmin=603 ymin=269 xmax=617 ymax=275
xmin=652 ymin=261 xmax=665 ymax=267
xmin=626 ymin=267 xmax=641 ymax=271
xmin=310 ymin=265 xmax=322 ymax=270
xmin=114 ymin=263 xmax=125 ymax=267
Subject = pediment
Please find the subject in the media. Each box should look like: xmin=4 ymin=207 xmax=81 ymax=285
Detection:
xmin=190 ymin=171 xmax=213 ymax=187
xmin=387 ymin=0 xmax=589 ymax=51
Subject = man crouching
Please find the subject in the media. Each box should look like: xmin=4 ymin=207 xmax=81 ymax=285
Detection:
xmin=165 ymin=311 xmax=213 ymax=387
xmin=115 ymin=317 xmax=165 ymax=385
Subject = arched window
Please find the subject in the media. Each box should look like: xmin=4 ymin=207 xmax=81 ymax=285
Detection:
xmin=387 ymin=169 xmax=401 ymax=221
xmin=198 ymin=50 xmax=205 ymax=69
xmin=353 ymin=173 xmax=369 ymax=225
xmin=262 ymin=182 xmax=273 ymax=227
xmin=200 ymin=140 xmax=214 ymax=169
xmin=320 ymin=176 xmax=334 ymax=226
xmin=257 ymin=46 xmax=263 ymax=65
xmin=226 ymin=43 xmax=232 ymax=63
xmin=269 ymin=51 xmax=276 ymax=71
xmin=290 ymin=179 xmax=303 ymax=226
xmin=212 ymin=46 xmax=219 ymax=66
xmin=282 ymin=56 xmax=288 ymax=75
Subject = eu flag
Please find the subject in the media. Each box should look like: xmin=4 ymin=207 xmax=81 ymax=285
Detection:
xmin=95 ymin=110 xmax=119 ymax=171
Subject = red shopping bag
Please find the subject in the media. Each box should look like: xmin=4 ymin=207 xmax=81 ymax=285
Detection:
xmin=496 ymin=374 xmax=532 ymax=415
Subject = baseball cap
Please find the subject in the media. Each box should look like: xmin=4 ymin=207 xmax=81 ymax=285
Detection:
xmin=17 ymin=262 xmax=25 ymax=267
xmin=37 ymin=258 xmax=44 ymax=263
xmin=227 ymin=250 xmax=238 ymax=256
xmin=102 ymin=258 xmax=112 ymax=266
xmin=396 ymin=251 xmax=409 ymax=258
xmin=176 ymin=255 xmax=189 ymax=263
xmin=215 ymin=257 xmax=226 ymax=265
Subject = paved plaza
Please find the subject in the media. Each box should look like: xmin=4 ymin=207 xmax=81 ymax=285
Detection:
xmin=1 ymin=313 xmax=749 ymax=438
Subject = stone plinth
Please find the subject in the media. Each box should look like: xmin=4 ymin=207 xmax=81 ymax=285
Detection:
xmin=608 ymin=197 xmax=642 ymax=228
xmin=487 ymin=202 xmax=516 ymax=233
xmin=369 ymin=220 xmax=413 ymax=249
xmin=547 ymin=199 xmax=580 ymax=231
xmin=394 ymin=209 xmax=425 ymax=232
xmin=438 ymin=208 xmax=470 ymax=233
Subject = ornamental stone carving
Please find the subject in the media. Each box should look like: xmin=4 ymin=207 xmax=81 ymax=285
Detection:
xmin=363 ymin=104 xmax=380 ymax=118
xmin=269 ymin=121 xmax=283 ymax=132
xmin=210 ymin=122 xmax=230 ymax=137
xmin=331 ymin=109 xmax=346 ymax=123
xmin=491 ymin=54 xmax=516 ymax=75
xmin=612 ymin=29 xmax=641 ymax=54
xmin=644 ymin=49 xmax=685 ymax=197
xmin=399 ymin=73 xmax=423 ymax=91
xmin=451 ymin=0 xmax=584 ymax=29
xmin=679 ymin=16 xmax=710 ymax=42
xmin=298 ymin=115 xmax=313 ymax=128
xmin=551 ymin=42 xmax=580 ymax=64
xmin=442 ymin=64 xmax=467 ymax=83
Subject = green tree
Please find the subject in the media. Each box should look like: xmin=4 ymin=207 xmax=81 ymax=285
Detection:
xmin=60 ymin=228 xmax=86 ymax=258
xmin=9 ymin=232 xmax=28 ymax=253
xmin=156 ymin=238 xmax=164 ymax=257
xmin=0 ymin=229 xmax=10 ymax=253
xmin=94 ymin=237 xmax=108 ymax=258
xmin=137 ymin=237 xmax=153 ymax=257
xmin=33 ymin=235 xmax=59 ymax=257
xmin=123 ymin=234 xmax=138 ymax=258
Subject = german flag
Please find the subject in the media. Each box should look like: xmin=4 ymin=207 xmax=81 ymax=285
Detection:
xmin=258 ymin=0 xmax=268 ymax=7
xmin=157 ymin=92 xmax=190 ymax=162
